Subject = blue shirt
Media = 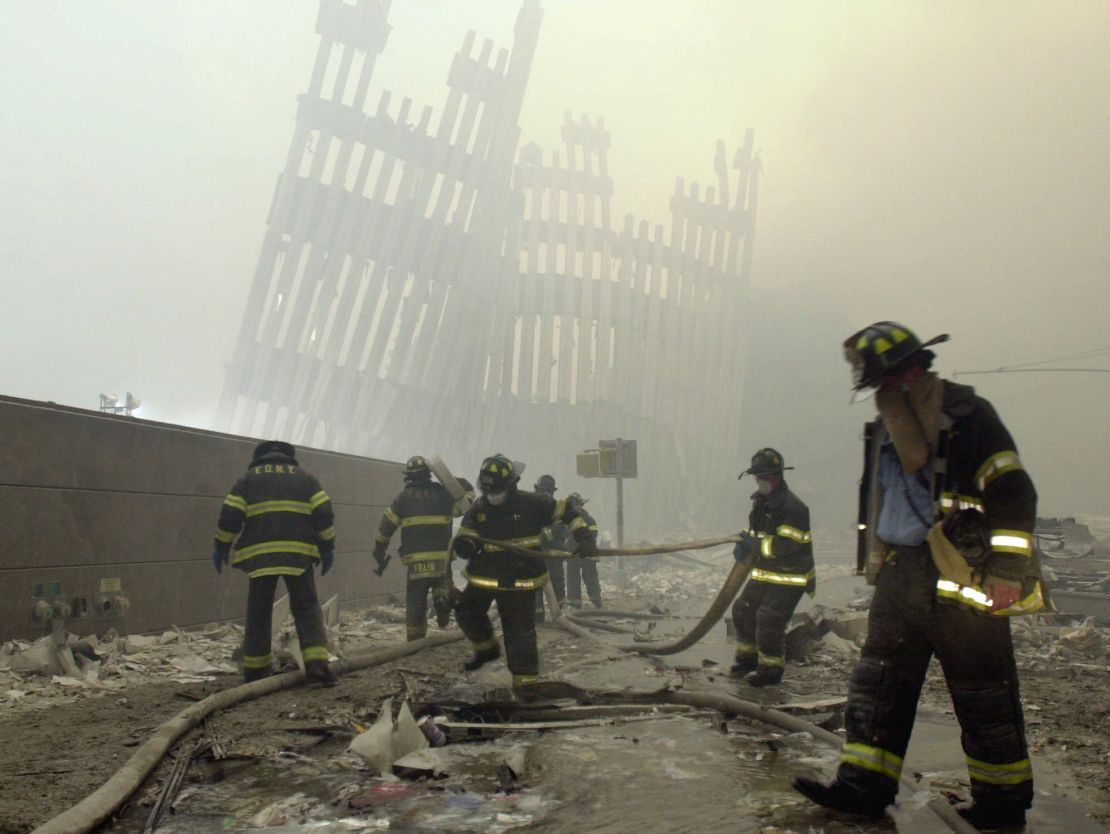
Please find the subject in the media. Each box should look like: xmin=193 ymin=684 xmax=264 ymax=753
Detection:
xmin=876 ymin=441 xmax=933 ymax=546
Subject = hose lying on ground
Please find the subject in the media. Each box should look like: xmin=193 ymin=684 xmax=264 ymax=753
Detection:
xmin=30 ymin=631 xmax=467 ymax=834
xmin=615 ymin=556 xmax=753 ymax=655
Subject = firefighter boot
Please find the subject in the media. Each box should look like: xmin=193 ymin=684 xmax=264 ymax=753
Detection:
xmin=463 ymin=643 xmax=501 ymax=672
xmin=956 ymin=803 xmax=1027 ymax=829
xmin=729 ymin=655 xmax=758 ymax=677
xmin=745 ymin=666 xmax=784 ymax=687
xmin=305 ymin=659 xmax=338 ymax=688
xmin=243 ymin=667 xmax=273 ymax=684
xmin=792 ymin=776 xmax=890 ymax=820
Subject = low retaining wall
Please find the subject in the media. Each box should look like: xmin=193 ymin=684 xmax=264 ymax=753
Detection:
xmin=0 ymin=395 xmax=409 ymax=641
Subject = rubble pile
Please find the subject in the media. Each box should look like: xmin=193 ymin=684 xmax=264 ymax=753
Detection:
xmin=0 ymin=606 xmax=414 ymax=715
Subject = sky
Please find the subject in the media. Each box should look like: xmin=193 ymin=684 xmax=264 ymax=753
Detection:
xmin=2 ymin=1 xmax=1109 ymax=525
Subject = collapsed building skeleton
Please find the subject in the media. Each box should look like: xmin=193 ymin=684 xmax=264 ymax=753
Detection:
xmin=216 ymin=0 xmax=759 ymax=536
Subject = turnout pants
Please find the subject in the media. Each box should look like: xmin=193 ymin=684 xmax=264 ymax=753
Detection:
xmin=242 ymin=570 xmax=328 ymax=677
xmin=566 ymin=557 xmax=603 ymax=607
xmin=731 ymin=578 xmax=804 ymax=673
xmin=405 ymin=560 xmax=449 ymax=641
xmin=837 ymin=544 xmax=1032 ymax=810
xmin=534 ymin=558 xmax=566 ymax=622
xmin=457 ymin=584 xmax=539 ymax=686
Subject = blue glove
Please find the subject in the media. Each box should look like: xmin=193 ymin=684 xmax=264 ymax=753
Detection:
xmin=453 ymin=536 xmax=480 ymax=560
xmin=733 ymin=533 xmax=755 ymax=563
xmin=321 ymin=547 xmax=334 ymax=576
xmin=212 ymin=546 xmax=228 ymax=574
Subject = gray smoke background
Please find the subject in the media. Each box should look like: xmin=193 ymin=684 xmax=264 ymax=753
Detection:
xmin=2 ymin=2 xmax=1108 ymax=537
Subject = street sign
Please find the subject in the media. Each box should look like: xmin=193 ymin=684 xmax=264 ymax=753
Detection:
xmin=577 ymin=439 xmax=637 ymax=478
xmin=599 ymin=438 xmax=637 ymax=478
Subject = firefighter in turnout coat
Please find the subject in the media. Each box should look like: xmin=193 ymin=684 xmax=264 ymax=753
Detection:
xmin=794 ymin=322 xmax=1043 ymax=829
xmin=452 ymin=454 xmax=598 ymax=696
xmin=730 ymin=448 xmax=815 ymax=687
xmin=373 ymin=456 xmax=465 ymax=640
xmin=213 ymin=440 xmax=337 ymax=686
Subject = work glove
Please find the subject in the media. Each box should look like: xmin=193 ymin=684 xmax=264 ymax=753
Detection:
xmin=453 ymin=536 xmax=481 ymax=560
xmin=733 ymin=532 xmax=755 ymax=563
xmin=212 ymin=546 xmax=228 ymax=574
xmin=372 ymin=543 xmax=389 ymax=574
xmin=320 ymin=546 xmax=334 ymax=576
xmin=576 ymin=534 xmax=598 ymax=559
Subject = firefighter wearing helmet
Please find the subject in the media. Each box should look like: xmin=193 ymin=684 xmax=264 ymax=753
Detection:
xmin=564 ymin=492 xmax=604 ymax=609
xmin=452 ymin=454 xmax=597 ymax=699
xmin=372 ymin=456 xmax=461 ymax=640
xmin=794 ymin=322 xmax=1045 ymax=828
xmin=532 ymin=473 xmax=569 ymax=621
xmin=212 ymin=440 xmax=337 ymax=686
xmin=730 ymin=447 xmax=815 ymax=687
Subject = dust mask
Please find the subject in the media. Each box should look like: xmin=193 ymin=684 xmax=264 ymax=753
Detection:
xmin=756 ymin=480 xmax=774 ymax=496
xmin=486 ymin=490 xmax=508 ymax=506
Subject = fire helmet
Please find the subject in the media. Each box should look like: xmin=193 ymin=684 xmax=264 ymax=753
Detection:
xmin=403 ymin=456 xmax=432 ymax=483
xmin=843 ymin=321 xmax=949 ymax=391
xmin=252 ymin=440 xmax=296 ymax=461
xmin=534 ymin=474 xmax=557 ymax=494
xmin=478 ymin=453 xmax=519 ymax=493
xmin=742 ymin=448 xmax=793 ymax=478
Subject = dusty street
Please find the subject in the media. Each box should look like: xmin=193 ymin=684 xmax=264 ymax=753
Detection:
xmin=1 ymin=554 xmax=1107 ymax=834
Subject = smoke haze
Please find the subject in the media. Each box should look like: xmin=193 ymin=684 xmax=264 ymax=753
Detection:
xmin=2 ymin=1 xmax=1108 ymax=532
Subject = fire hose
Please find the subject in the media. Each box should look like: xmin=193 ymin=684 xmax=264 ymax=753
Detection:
xmin=469 ymin=534 xmax=751 ymax=655
xmin=37 ymin=536 xmax=976 ymax=834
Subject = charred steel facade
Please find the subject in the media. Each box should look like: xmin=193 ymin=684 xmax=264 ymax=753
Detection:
xmin=217 ymin=0 xmax=758 ymax=534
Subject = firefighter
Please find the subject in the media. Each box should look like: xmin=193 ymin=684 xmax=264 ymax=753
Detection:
xmin=532 ymin=474 xmax=568 ymax=621
xmin=372 ymin=456 xmax=460 ymax=640
xmin=565 ymin=493 xmax=604 ymax=609
xmin=452 ymin=454 xmax=598 ymax=697
xmin=213 ymin=440 xmax=337 ymax=686
xmin=794 ymin=322 xmax=1044 ymax=828
xmin=730 ymin=448 xmax=815 ymax=687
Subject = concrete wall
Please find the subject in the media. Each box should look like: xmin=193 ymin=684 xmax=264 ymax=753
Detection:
xmin=0 ymin=395 xmax=409 ymax=641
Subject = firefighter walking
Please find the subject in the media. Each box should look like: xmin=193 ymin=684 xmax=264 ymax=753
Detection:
xmin=451 ymin=454 xmax=597 ymax=697
xmin=372 ymin=456 xmax=464 ymax=640
xmin=213 ymin=440 xmax=337 ymax=686
xmin=794 ymin=322 xmax=1044 ymax=828
xmin=730 ymin=448 xmax=815 ymax=687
